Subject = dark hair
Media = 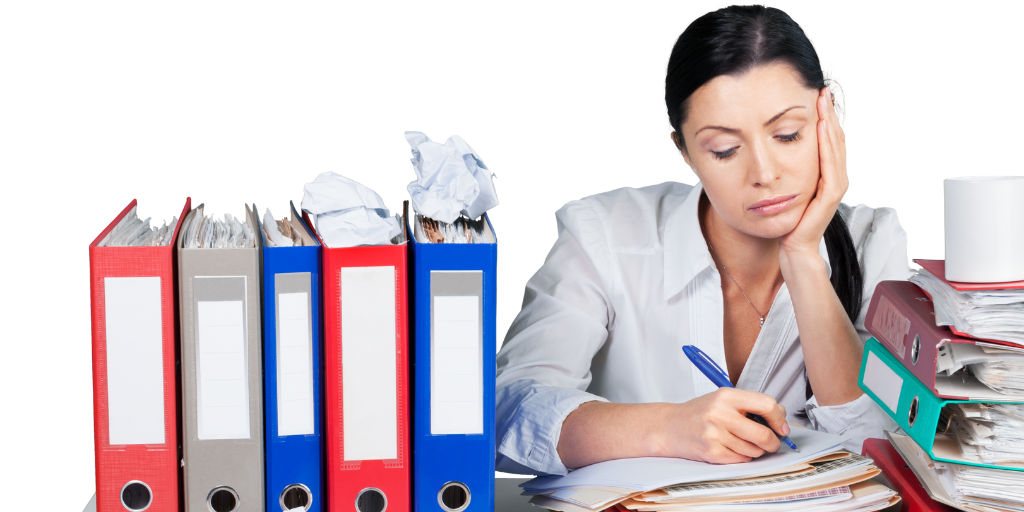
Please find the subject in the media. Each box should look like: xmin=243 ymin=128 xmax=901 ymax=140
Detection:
xmin=666 ymin=5 xmax=863 ymax=401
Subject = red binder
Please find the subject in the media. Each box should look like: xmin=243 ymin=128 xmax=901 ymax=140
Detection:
xmin=90 ymin=198 xmax=190 ymax=512
xmin=916 ymin=259 xmax=1024 ymax=291
xmin=862 ymin=438 xmax=958 ymax=512
xmin=305 ymin=209 xmax=411 ymax=512
xmin=864 ymin=280 xmax=1022 ymax=401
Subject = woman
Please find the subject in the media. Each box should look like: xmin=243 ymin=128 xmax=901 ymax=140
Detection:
xmin=494 ymin=5 xmax=909 ymax=476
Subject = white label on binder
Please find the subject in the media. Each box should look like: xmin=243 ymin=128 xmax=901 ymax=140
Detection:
xmin=341 ymin=266 xmax=398 ymax=460
xmin=432 ymin=295 xmax=482 ymax=435
xmin=105 ymin=276 xmax=166 ymax=445
xmin=278 ymin=292 xmax=314 ymax=436
xmin=863 ymin=351 xmax=903 ymax=414
xmin=196 ymin=300 xmax=251 ymax=440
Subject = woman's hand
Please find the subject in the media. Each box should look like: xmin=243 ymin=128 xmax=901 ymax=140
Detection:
xmin=778 ymin=87 xmax=848 ymax=262
xmin=655 ymin=388 xmax=790 ymax=464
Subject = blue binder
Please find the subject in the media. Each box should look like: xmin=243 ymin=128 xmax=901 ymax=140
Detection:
xmin=256 ymin=202 xmax=324 ymax=512
xmin=408 ymin=214 xmax=498 ymax=512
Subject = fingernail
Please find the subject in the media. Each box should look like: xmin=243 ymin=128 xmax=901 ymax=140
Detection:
xmin=783 ymin=423 xmax=791 ymax=435
xmin=825 ymin=88 xmax=831 ymax=104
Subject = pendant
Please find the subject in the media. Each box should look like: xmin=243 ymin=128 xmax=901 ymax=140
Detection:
xmin=759 ymin=316 xmax=764 ymax=327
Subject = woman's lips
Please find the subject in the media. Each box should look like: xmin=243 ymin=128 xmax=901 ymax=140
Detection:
xmin=748 ymin=194 xmax=798 ymax=215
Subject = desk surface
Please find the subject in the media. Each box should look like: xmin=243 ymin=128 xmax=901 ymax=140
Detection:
xmin=82 ymin=476 xmax=904 ymax=512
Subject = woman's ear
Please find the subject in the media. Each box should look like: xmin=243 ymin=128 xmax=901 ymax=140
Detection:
xmin=671 ymin=131 xmax=694 ymax=168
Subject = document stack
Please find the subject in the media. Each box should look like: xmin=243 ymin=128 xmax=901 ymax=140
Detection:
xmin=858 ymin=268 xmax=1024 ymax=511
xmin=521 ymin=428 xmax=899 ymax=512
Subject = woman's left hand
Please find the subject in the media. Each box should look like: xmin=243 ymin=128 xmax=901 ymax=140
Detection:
xmin=779 ymin=87 xmax=848 ymax=260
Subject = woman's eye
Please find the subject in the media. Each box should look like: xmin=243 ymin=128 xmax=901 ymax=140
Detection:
xmin=776 ymin=131 xmax=801 ymax=143
xmin=711 ymin=147 xmax=737 ymax=160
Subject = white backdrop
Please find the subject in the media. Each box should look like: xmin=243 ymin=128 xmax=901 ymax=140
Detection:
xmin=3 ymin=1 xmax=1022 ymax=509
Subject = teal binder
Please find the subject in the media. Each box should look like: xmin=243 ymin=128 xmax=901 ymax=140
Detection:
xmin=859 ymin=337 xmax=1024 ymax=472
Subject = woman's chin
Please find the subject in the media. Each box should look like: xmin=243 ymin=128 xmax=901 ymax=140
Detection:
xmin=740 ymin=215 xmax=801 ymax=240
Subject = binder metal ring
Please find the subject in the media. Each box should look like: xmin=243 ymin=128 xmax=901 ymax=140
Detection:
xmin=437 ymin=481 xmax=471 ymax=512
xmin=206 ymin=486 xmax=240 ymax=512
xmin=280 ymin=483 xmax=313 ymax=512
xmin=911 ymin=334 xmax=921 ymax=366
xmin=908 ymin=396 xmax=919 ymax=427
xmin=355 ymin=487 xmax=387 ymax=512
xmin=120 ymin=480 xmax=153 ymax=511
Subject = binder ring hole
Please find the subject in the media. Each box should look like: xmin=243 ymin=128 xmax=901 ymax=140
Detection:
xmin=355 ymin=487 xmax=387 ymax=512
xmin=120 ymin=481 xmax=153 ymax=511
xmin=908 ymin=396 xmax=920 ymax=427
xmin=438 ymin=482 xmax=471 ymax=512
xmin=911 ymin=334 xmax=921 ymax=366
xmin=280 ymin=483 xmax=312 ymax=511
xmin=207 ymin=486 xmax=239 ymax=512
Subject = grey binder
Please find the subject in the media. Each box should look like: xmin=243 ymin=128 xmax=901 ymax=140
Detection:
xmin=177 ymin=204 xmax=265 ymax=512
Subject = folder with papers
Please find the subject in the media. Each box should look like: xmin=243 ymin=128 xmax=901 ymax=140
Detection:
xmin=90 ymin=198 xmax=189 ymax=512
xmin=304 ymin=203 xmax=411 ymax=512
xmin=257 ymin=203 xmax=323 ymax=512
xmin=178 ymin=204 xmax=265 ymax=512
xmin=859 ymin=336 xmax=1024 ymax=472
xmin=865 ymin=280 xmax=1024 ymax=401
xmin=408 ymin=213 xmax=498 ymax=512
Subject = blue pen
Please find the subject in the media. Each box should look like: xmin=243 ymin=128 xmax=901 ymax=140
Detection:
xmin=682 ymin=345 xmax=799 ymax=452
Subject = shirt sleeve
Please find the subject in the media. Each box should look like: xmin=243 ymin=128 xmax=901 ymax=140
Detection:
xmin=804 ymin=393 xmax=899 ymax=453
xmin=495 ymin=200 xmax=614 ymax=476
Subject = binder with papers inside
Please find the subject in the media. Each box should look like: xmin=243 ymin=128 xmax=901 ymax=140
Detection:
xmin=408 ymin=212 xmax=498 ymax=512
xmin=859 ymin=337 xmax=1024 ymax=472
xmin=256 ymin=203 xmax=323 ymax=512
xmin=89 ymin=198 xmax=190 ymax=512
xmin=302 ymin=196 xmax=412 ymax=512
xmin=177 ymin=203 xmax=266 ymax=512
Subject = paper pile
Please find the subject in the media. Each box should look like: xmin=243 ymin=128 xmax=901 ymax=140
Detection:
xmin=98 ymin=206 xmax=178 ymax=247
xmin=181 ymin=205 xmax=255 ymax=249
xmin=890 ymin=430 xmax=1024 ymax=512
xmin=300 ymin=172 xmax=403 ymax=248
xmin=405 ymin=131 xmax=498 ymax=244
xmin=522 ymin=428 xmax=898 ymax=512
xmin=261 ymin=208 xmax=308 ymax=248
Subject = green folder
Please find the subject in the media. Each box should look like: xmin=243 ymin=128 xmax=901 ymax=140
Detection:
xmin=858 ymin=337 xmax=1024 ymax=472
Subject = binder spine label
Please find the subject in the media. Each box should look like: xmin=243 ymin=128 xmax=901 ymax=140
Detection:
xmin=872 ymin=295 xmax=910 ymax=358
xmin=863 ymin=350 xmax=903 ymax=413
xmin=193 ymin=276 xmax=251 ymax=440
xmin=341 ymin=266 xmax=399 ymax=461
xmin=276 ymin=271 xmax=315 ymax=437
xmin=104 ymin=276 xmax=166 ymax=445
xmin=430 ymin=271 xmax=484 ymax=435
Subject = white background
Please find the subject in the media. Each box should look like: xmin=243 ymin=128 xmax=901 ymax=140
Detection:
xmin=2 ymin=1 xmax=1022 ymax=509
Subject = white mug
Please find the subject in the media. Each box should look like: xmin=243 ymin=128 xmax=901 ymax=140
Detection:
xmin=944 ymin=176 xmax=1024 ymax=283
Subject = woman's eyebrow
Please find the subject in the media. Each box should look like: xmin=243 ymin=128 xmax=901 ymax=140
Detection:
xmin=763 ymin=105 xmax=805 ymax=127
xmin=693 ymin=105 xmax=806 ymax=137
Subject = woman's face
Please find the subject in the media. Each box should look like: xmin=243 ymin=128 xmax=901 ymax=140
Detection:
xmin=679 ymin=63 xmax=822 ymax=239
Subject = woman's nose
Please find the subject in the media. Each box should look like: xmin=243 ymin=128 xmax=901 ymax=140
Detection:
xmin=746 ymin=139 xmax=779 ymax=186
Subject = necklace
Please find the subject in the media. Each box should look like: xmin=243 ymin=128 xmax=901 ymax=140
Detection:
xmin=707 ymin=243 xmax=769 ymax=328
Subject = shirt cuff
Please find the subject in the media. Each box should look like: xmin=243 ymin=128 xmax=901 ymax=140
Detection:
xmin=496 ymin=384 xmax=607 ymax=476
xmin=804 ymin=393 xmax=898 ymax=454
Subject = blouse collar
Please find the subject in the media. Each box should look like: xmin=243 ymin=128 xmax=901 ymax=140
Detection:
xmin=662 ymin=182 xmax=832 ymax=301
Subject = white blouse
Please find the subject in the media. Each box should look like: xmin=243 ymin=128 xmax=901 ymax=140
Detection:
xmin=494 ymin=181 xmax=912 ymax=476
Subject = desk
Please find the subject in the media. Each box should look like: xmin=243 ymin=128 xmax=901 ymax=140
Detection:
xmin=82 ymin=475 xmax=904 ymax=512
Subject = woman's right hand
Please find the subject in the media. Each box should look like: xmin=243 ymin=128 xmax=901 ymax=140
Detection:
xmin=656 ymin=388 xmax=790 ymax=464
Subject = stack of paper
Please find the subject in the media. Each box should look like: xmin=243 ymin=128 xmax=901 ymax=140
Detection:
xmin=98 ymin=206 xmax=178 ymax=247
xmin=943 ymin=403 xmax=1024 ymax=466
xmin=890 ymin=430 xmax=1024 ymax=512
xmin=180 ymin=205 xmax=255 ymax=249
xmin=521 ymin=428 xmax=898 ymax=512
xmin=911 ymin=269 xmax=1024 ymax=346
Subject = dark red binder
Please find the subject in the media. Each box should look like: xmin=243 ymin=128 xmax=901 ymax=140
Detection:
xmin=90 ymin=198 xmax=189 ymax=512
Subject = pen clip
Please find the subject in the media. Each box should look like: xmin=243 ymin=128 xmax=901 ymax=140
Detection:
xmin=684 ymin=345 xmax=730 ymax=382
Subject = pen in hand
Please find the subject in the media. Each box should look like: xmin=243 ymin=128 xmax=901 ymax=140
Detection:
xmin=682 ymin=345 xmax=799 ymax=453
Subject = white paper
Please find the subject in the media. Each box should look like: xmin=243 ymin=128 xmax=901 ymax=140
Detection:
xmin=301 ymin=171 xmax=401 ymax=247
xmin=196 ymin=300 xmax=251 ymax=440
xmin=862 ymin=351 xmax=902 ymax=414
xmin=105 ymin=277 xmax=166 ymax=445
xmin=341 ymin=266 xmax=399 ymax=460
xmin=522 ymin=427 xmax=847 ymax=493
xmin=277 ymin=292 xmax=314 ymax=436
xmin=406 ymin=131 xmax=498 ymax=223
xmin=431 ymin=295 xmax=483 ymax=435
